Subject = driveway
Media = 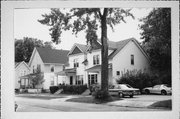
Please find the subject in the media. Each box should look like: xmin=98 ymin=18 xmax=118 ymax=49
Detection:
xmin=107 ymin=95 xmax=171 ymax=108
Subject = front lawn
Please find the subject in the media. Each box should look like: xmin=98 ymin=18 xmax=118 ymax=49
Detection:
xmin=148 ymin=99 xmax=172 ymax=109
xmin=16 ymin=95 xmax=65 ymax=100
xmin=66 ymin=96 xmax=122 ymax=104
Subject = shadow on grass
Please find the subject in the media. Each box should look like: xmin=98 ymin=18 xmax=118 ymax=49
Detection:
xmin=148 ymin=99 xmax=172 ymax=109
xmin=66 ymin=96 xmax=122 ymax=104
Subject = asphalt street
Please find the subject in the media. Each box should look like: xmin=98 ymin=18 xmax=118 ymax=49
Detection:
xmin=15 ymin=94 xmax=171 ymax=112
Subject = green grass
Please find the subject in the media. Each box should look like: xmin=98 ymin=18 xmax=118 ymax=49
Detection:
xmin=66 ymin=96 xmax=122 ymax=104
xmin=17 ymin=95 xmax=64 ymax=100
xmin=148 ymin=100 xmax=172 ymax=109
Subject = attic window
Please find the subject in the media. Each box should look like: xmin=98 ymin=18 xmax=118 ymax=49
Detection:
xmin=116 ymin=71 xmax=120 ymax=76
xmin=131 ymin=55 xmax=134 ymax=65
xmin=51 ymin=66 xmax=54 ymax=72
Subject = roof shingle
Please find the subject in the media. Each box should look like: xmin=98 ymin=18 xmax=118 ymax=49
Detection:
xmin=36 ymin=47 xmax=69 ymax=64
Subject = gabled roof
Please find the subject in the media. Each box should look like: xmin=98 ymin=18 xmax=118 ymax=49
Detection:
xmin=75 ymin=43 xmax=88 ymax=53
xmin=68 ymin=43 xmax=89 ymax=56
xmin=108 ymin=38 xmax=150 ymax=61
xmin=108 ymin=38 xmax=133 ymax=59
xmin=36 ymin=47 xmax=69 ymax=64
xmin=15 ymin=61 xmax=30 ymax=70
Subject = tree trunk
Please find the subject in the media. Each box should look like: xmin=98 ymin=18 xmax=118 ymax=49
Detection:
xmin=100 ymin=8 xmax=109 ymax=92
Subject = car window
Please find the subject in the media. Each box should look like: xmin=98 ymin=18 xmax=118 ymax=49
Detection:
xmin=119 ymin=85 xmax=129 ymax=89
xmin=153 ymin=85 xmax=160 ymax=88
xmin=126 ymin=84 xmax=132 ymax=88
xmin=164 ymin=84 xmax=170 ymax=88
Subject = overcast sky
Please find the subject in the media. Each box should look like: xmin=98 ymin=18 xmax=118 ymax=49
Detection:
xmin=14 ymin=8 xmax=152 ymax=50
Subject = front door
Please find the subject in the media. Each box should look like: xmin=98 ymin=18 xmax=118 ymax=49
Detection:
xmin=70 ymin=76 xmax=73 ymax=85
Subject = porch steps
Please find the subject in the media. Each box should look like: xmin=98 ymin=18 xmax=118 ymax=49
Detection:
xmin=81 ymin=89 xmax=91 ymax=96
xmin=54 ymin=89 xmax=63 ymax=95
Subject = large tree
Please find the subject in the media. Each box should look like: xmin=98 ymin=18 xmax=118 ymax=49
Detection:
xmin=139 ymin=8 xmax=171 ymax=85
xmin=38 ymin=8 xmax=134 ymax=97
xmin=15 ymin=37 xmax=54 ymax=62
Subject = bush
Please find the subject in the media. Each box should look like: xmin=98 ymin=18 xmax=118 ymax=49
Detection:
xmin=61 ymin=85 xmax=87 ymax=94
xmin=116 ymin=70 xmax=159 ymax=92
xmin=92 ymin=89 xmax=111 ymax=101
xmin=49 ymin=86 xmax=59 ymax=94
xmin=50 ymin=85 xmax=88 ymax=94
xmin=89 ymin=83 xmax=101 ymax=94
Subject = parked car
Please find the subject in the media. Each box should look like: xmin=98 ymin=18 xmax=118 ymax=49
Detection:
xmin=142 ymin=84 xmax=172 ymax=95
xmin=109 ymin=84 xmax=140 ymax=98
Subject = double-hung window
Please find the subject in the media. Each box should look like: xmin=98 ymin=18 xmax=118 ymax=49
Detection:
xmin=93 ymin=55 xmax=99 ymax=65
xmin=73 ymin=58 xmax=79 ymax=68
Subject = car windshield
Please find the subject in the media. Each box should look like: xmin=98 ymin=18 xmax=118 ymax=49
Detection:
xmin=125 ymin=84 xmax=133 ymax=88
xmin=163 ymin=84 xmax=171 ymax=88
xmin=119 ymin=85 xmax=130 ymax=89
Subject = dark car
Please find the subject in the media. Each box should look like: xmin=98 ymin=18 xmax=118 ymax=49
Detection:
xmin=109 ymin=84 xmax=140 ymax=98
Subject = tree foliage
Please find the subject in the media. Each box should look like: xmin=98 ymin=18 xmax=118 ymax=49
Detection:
xmin=29 ymin=67 xmax=44 ymax=89
xmin=38 ymin=8 xmax=134 ymax=96
xmin=15 ymin=37 xmax=54 ymax=62
xmin=139 ymin=8 xmax=171 ymax=85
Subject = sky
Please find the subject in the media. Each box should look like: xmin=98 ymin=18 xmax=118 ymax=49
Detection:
xmin=14 ymin=8 xmax=152 ymax=50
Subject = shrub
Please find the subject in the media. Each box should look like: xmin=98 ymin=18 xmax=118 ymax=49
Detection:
xmin=49 ymin=86 xmax=59 ymax=94
xmin=92 ymin=89 xmax=111 ymax=101
xmin=61 ymin=85 xmax=87 ymax=94
xmin=116 ymin=70 xmax=159 ymax=92
xmin=89 ymin=83 xmax=101 ymax=94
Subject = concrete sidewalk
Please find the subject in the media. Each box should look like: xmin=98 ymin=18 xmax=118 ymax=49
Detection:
xmin=106 ymin=100 xmax=155 ymax=108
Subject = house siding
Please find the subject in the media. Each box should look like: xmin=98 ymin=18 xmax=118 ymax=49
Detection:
xmin=29 ymin=49 xmax=44 ymax=73
xmin=112 ymin=40 xmax=150 ymax=83
xmin=15 ymin=63 xmax=30 ymax=89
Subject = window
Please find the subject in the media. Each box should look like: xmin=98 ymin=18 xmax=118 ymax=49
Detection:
xmin=116 ymin=71 xmax=120 ymax=76
xmin=24 ymin=71 xmax=26 ymax=75
xmin=73 ymin=59 xmax=79 ymax=68
xmin=51 ymin=66 xmax=54 ymax=72
xmin=131 ymin=55 xmax=134 ymax=65
xmin=37 ymin=64 xmax=41 ymax=72
xmin=93 ymin=55 xmax=99 ymax=65
xmin=88 ymin=74 xmax=98 ymax=85
xmin=33 ymin=65 xmax=35 ymax=73
xmin=75 ymin=75 xmax=83 ymax=85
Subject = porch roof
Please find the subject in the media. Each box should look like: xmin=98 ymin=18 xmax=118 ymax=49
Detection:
xmin=86 ymin=64 xmax=112 ymax=73
xmin=85 ymin=65 xmax=101 ymax=73
xmin=56 ymin=68 xmax=76 ymax=76
xmin=20 ymin=73 xmax=42 ymax=79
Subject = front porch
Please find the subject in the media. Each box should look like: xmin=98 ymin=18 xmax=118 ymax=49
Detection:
xmin=85 ymin=64 xmax=113 ymax=86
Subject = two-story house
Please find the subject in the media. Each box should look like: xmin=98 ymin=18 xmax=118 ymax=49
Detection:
xmin=58 ymin=37 xmax=150 ymax=87
xmin=15 ymin=61 xmax=30 ymax=89
xmin=28 ymin=47 xmax=69 ymax=89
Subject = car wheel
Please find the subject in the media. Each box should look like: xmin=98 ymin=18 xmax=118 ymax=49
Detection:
xmin=145 ymin=89 xmax=150 ymax=94
xmin=161 ymin=90 xmax=167 ymax=95
xmin=119 ymin=93 xmax=124 ymax=98
xmin=129 ymin=94 xmax=134 ymax=98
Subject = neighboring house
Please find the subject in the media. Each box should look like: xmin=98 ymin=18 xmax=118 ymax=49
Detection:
xmin=58 ymin=37 xmax=150 ymax=86
xmin=15 ymin=61 xmax=30 ymax=89
xmin=28 ymin=47 xmax=69 ymax=89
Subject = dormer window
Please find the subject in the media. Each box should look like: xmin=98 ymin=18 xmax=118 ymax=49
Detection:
xmin=93 ymin=55 xmax=99 ymax=65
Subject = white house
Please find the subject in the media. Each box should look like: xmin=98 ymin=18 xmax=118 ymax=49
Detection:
xmin=15 ymin=61 xmax=30 ymax=89
xmin=27 ymin=47 xmax=69 ymax=89
xmin=57 ymin=37 xmax=150 ymax=86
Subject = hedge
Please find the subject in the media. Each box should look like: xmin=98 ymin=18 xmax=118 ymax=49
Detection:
xmin=50 ymin=85 xmax=87 ymax=94
xmin=49 ymin=86 xmax=59 ymax=94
